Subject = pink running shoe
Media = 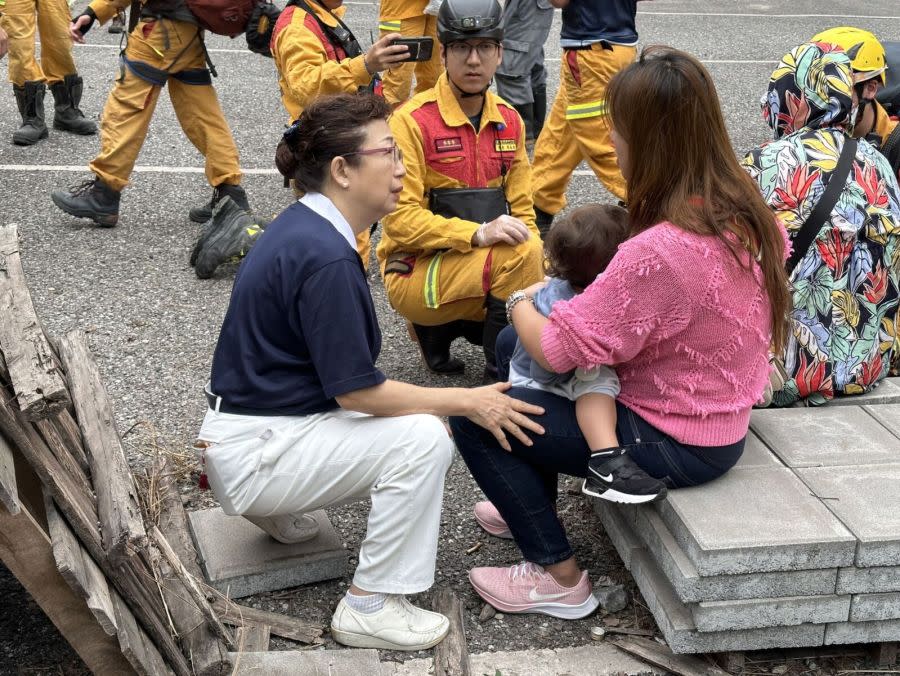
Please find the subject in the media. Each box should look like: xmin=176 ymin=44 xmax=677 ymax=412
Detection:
xmin=469 ymin=562 xmax=600 ymax=619
xmin=473 ymin=501 xmax=512 ymax=539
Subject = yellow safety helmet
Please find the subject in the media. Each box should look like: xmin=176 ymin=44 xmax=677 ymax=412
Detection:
xmin=812 ymin=26 xmax=887 ymax=85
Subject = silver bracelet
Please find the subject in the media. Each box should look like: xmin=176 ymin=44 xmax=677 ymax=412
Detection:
xmin=506 ymin=290 xmax=534 ymax=325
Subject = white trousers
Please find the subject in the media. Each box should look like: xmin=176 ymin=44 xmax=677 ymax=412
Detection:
xmin=197 ymin=407 xmax=454 ymax=594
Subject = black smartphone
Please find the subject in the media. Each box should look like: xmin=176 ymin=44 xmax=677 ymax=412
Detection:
xmin=393 ymin=36 xmax=434 ymax=63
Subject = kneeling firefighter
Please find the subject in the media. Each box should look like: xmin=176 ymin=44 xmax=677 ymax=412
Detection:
xmin=377 ymin=0 xmax=544 ymax=381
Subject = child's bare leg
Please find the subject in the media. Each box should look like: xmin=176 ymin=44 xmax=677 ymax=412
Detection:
xmin=575 ymin=393 xmax=618 ymax=451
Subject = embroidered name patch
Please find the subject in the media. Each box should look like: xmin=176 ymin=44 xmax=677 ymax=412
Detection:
xmin=494 ymin=139 xmax=517 ymax=153
xmin=435 ymin=137 xmax=463 ymax=153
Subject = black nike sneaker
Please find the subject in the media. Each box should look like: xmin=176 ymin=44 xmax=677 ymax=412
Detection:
xmin=582 ymin=447 xmax=667 ymax=504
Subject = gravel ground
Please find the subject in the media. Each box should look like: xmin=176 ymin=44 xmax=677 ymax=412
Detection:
xmin=2 ymin=0 xmax=899 ymax=672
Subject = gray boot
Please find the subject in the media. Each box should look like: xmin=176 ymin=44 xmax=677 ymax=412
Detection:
xmin=50 ymin=74 xmax=97 ymax=136
xmin=51 ymin=177 xmax=121 ymax=228
xmin=189 ymin=183 xmax=251 ymax=223
xmin=12 ymin=82 xmax=49 ymax=146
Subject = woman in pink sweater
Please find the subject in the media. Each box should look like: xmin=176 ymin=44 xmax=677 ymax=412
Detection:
xmin=449 ymin=46 xmax=791 ymax=620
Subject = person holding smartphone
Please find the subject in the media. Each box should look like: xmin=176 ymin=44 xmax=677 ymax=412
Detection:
xmin=265 ymin=0 xmax=409 ymax=264
xmin=377 ymin=0 xmax=443 ymax=106
xmin=377 ymin=0 xmax=544 ymax=382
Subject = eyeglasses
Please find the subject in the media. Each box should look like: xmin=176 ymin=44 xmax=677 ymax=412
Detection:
xmin=344 ymin=144 xmax=404 ymax=164
xmin=447 ymin=41 xmax=500 ymax=60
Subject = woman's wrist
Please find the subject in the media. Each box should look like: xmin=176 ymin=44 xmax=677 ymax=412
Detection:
xmin=506 ymin=290 xmax=535 ymax=325
xmin=363 ymin=54 xmax=375 ymax=75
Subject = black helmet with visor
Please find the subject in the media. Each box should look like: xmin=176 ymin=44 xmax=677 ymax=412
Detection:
xmin=437 ymin=0 xmax=504 ymax=45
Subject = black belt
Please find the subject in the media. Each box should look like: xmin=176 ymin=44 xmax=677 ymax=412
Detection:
xmin=566 ymin=40 xmax=613 ymax=51
xmin=205 ymin=388 xmax=274 ymax=416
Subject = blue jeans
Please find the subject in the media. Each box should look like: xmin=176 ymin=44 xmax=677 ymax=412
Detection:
xmin=448 ymin=326 xmax=745 ymax=566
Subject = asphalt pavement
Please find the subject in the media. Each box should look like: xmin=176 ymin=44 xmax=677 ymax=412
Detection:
xmin=1 ymin=0 xmax=898 ymax=671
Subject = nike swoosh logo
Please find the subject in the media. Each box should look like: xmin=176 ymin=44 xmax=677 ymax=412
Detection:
xmin=598 ymin=473 xmax=613 ymax=482
xmin=528 ymin=588 xmax=572 ymax=602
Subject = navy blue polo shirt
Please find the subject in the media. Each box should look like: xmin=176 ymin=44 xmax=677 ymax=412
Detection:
xmin=209 ymin=199 xmax=386 ymax=415
xmin=560 ymin=0 xmax=638 ymax=46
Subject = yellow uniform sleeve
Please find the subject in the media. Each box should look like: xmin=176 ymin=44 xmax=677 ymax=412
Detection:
xmin=273 ymin=11 xmax=372 ymax=115
xmin=87 ymin=0 xmax=130 ymax=26
xmin=504 ymin=119 xmax=538 ymax=237
xmin=384 ymin=110 xmax=479 ymax=254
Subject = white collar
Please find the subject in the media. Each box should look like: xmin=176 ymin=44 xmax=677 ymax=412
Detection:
xmin=298 ymin=192 xmax=357 ymax=250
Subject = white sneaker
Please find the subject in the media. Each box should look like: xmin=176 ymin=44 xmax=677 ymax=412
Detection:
xmin=330 ymin=595 xmax=449 ymax=651
xmin=243 ymin=513 xmax=319 ymax=544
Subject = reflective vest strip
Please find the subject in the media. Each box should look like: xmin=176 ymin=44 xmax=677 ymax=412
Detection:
xmin=565 ymin=101 xmax=606 ymax=120
xmin=379 ymin=20 xmax=401 ymax=31
xmin=424 ymin=253 xmax=444 ymax=309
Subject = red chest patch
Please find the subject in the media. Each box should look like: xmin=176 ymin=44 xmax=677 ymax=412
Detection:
xmin=435 ymin=137 xmax=463 ymax=153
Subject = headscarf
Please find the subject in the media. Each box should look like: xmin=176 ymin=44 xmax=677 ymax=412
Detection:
xmin=762 ymin=41 xmax=856 ymax=139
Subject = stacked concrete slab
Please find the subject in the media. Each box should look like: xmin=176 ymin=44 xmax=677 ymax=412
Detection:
xmin=595 ymin=379 xmax=900 ymax=654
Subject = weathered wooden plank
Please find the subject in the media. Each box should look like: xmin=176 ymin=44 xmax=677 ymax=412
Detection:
xmin=25 ymin=418 xmax=94 ymax=502
xmin=0 ymin=224 xmax=70 ymax=420
xmin=58 ymin=329 xmax=146 ymax=562
xmin=36 ymin=416 xmax=90 ymax=480
xmin=0 ymin=430 xmax=20 ymax=514
xmin=51 ymin=409 xmax=90 ymax=473
xmin=112 ymin=588 xmax=173 ymax=676
xmin=433 ymin=588 xmax=471 ymax=676
xmin=235 ymin=623 xmax=270 ymax=653
xmin=151 ymin=526 xmax=235 ymax=650
xmin=155 ymin=458 xmax=232 ymax=675
xmin=611 ymin=636 xmax=730 ymax=676
xmin=1 ymin=390 xmax=190 ymax=675
xmin=44 ymin=490 xmax=118 ymax=636
xmin=212 ymin=599 xmax=323 ymax=645
xmin=0 ymin=497 xmax=136 ymax=674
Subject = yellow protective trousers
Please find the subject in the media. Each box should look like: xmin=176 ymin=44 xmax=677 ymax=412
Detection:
xmin=532 ymin=43 xmax=635 ymax=214
xmin=383 ymin=239 xmax=543 ymax=325
xmin=378 ymin=14 xmax=442 ymax=107
xmin=90 ymin=19 xmax=241 ymax=192
xmin=3 ymin=0 xmax=76 ymax=86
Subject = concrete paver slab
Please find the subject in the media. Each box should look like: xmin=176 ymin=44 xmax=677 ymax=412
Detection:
xmin=865 ymin=403 xmax=900 ymax=439
xmin=798 ymin=464 xmax=900 ymax=567
xmin=750 ymin=407 xmax=900 ymax=468
xmin=189 ymin=508 xmax=346 ymax=598
xmin=825 ymin=378 xmax=900 ymax=407
xmin=230 ymin=649 xmax=381 ymax=675
xmin=692 ymin=594 xmax=849 ymax=632
xmin=621 ymin=501 xmax=838 ymax=603
xmin=593 ymin=500 xmax=642 ymax=569
xmin=825 ymin=619 xmax=900 ymax=645
xmin=850 ymin=593 xmax=900 ymax=622
xmin=656 ymin=467 xmax=855 ymax=575
xmin=628 ymin=548 xmax=825 ymax=654
xmin=733 ymin=432 xmax=783 ymax=469
xmin=837 ymin=566 xmax=900 ymax=594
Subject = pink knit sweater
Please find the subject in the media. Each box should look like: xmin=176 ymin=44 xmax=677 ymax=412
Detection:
xmin=541 ymin=221 xmax=774 ymax=446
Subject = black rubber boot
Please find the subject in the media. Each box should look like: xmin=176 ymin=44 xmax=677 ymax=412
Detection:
xmin=189 ymin=183 xmax=251 ymax=223
xmin=191 ymin=196 xmax=263 ymax=278
xmin=12 ymin=82 xmax=49 ymax=146
xmin=409 ymin=322 xmax=465 ymax=375
xmin=512 ymin=102 xmax=536 ymax=143
xmin=50 ymin=74 xmax=97 ymax=136
xmin=535 ymin=206 xmax=554 ymax=238
xmin=482 ymin=295 xmax=508 ymax=383
xmin=533 ymin=84 xmax=548 ymax=139
xmin=51 ymin=177 xmax=121 ymax=227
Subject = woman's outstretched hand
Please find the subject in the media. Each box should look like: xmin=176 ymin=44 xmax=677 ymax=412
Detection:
xmin=465 ymin=382 xmax=544 ymax=451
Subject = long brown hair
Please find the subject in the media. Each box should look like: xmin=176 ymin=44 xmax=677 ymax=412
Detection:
xmin=606 ymin=45 xmax=790 ymax=355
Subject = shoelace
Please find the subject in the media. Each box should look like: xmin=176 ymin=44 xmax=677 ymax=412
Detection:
xmin=69 ymin=179 xmax=96 ymax=196
xmin=507 ymin=561 xmax=545 ymax=581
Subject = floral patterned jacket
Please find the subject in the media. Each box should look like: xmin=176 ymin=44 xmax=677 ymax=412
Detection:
xmin=743 ymin=42 xmax=900 ymax=406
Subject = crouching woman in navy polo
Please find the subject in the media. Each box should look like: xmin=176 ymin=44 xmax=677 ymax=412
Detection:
xmin=195 ymin=93 xmax=544 ymax=653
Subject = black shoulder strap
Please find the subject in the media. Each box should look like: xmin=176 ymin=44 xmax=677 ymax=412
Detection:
xmin=291 ymin=0 xmax=363 ymax=58
xmin=786 ymin=137 xmax=858 ymax=275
